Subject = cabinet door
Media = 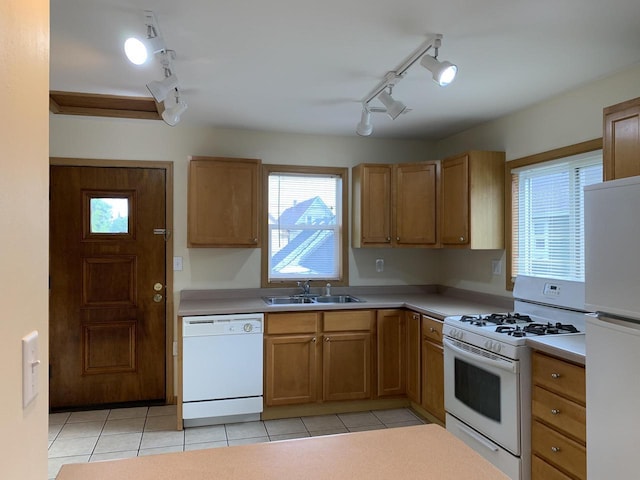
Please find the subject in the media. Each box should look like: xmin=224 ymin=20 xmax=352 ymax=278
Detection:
xmin=440 ymin=154 xmax=469 ymax=246
xmin=322 ymin=332 xmax=371 ymax=401
xmin=604 ymin=97 xmax=640 ymax=181
xmin=421 ymin=339 xmax=445 ymax=423
xmin=377 ymin=309 xmax=406 ymax=397
xmin=188 ymin=157 xmax=261 ymax=247
xmin=356 ymin=164 xmax=392 ymax=246
xmin=265 ymin=334 xmax=318 ymax=406
xmin=395 ymin=162 xmax=439 ymax=246
xmin=406 ymin=312 xmax=421 ymax=403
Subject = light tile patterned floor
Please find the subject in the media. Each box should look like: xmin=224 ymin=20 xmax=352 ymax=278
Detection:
xmin=48 ymin=406 xmax=425 ymax=479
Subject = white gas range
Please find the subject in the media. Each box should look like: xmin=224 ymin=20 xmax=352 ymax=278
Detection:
xmin=443 ymin=276 xmax=587 ymax=480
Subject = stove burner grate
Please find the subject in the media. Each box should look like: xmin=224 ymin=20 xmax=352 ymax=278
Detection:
xmin=523 ymin=322 xmax=580 ymax=335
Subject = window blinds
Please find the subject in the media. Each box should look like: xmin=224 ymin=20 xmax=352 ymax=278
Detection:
xmin=511 ymin=152 xmax=602 ymax=282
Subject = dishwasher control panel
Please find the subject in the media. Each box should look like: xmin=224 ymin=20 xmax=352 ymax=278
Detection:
xmin=183 ymin=313 xmax=263 ymax=336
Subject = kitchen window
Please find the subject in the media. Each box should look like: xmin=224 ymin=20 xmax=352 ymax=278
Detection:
xmin=506 ymin=140 xmax=603 ymax=289
xmin=261 ymin=165 xmax=349 ymax=287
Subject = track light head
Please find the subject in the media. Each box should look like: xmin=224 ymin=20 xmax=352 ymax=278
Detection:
xmin=162 ymin=95 xmax=188 ymax=126
xmin=356 ymin=108 xmax=373 ymax=136
xmin=377 ymin=91 xmax=407 ymax=120
xmin=147 ymin=74 xmax=179 ymax=102
xmin=420 ymin=55 xmax=457 ymax=86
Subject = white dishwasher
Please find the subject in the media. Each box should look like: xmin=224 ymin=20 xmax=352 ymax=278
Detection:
xmin=182 ymin=313 xmax=263 ymax=427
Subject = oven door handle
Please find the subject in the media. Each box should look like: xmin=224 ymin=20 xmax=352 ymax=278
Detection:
xmin=443 ymin=338 xmax=518 ymax=374
xmin=455 ymin=421 xmax=500 ymax=453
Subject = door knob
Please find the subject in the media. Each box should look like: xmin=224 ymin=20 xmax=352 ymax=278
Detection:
xmin=153 ymin=293 xmax=163 ymax=303
xmin=153 ymin=283 xmax=163 ymax=291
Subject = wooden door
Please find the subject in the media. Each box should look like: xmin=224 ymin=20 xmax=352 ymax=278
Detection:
xmin=264 ymin=334 xmax=318 ymax=406
xmin=441 ymin=154 xmax=469 ymax=246
xmin=323 ymin=332 xmax=371 ymax=401
xmin=50 ymin=166 xmax=167 ymax=409
xmin=395 ymin=162 xmax=439 ymax=246
xmin=376 ymin=309 xmax=406 ymax=397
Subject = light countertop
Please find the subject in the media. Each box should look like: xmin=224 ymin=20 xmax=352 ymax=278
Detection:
xmin=56 ymin=424 xmax=509 ymax=480
xmin=178 ymin=286 xmax=513 ymax=320
xmin=526 ymin=334 xmax=586 ymax=365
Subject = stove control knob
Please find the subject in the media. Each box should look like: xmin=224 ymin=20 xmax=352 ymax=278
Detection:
xmin=494 ymin=343 xmax=501 ymax=353
xmin=243 ymin=323 xmax=254 ymax=333
xmin=485 ymin=340 xmax=493 ymax=350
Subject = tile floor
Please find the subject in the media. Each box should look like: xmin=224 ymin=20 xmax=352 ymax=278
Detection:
xmin=48 ymin=405 xmax=426 ymax=479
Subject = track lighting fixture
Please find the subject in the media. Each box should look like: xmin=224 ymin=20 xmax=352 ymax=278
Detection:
xmin=356 ymin=108 xmax=373 ymax=136
xmin=420 ymin=55 xmax=457 ymax=86
xmin=377 ymin=90 xmax=407 ymax=120
xmin=356 ymin=33 xmax=457 ymax=136
xmin=125 ymin=10 xmax=187 ymax=125
xmin=147 ymin=71 xmax=179 ymax=103
xmin=162 ymin=91 xmax=188 ymax=127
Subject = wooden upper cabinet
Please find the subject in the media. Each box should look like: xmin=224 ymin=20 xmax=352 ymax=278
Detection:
xmin=440 ymin=151 xmax=505 ymax=249
xmin=603 ymin=96 xmax=640 ymax=181
xmin=187 ymin=157 xmax=261 ymax=247
xmin=395 ymin=162 xmax=439 ymax=247
xmin=352 ymin=164 xmax=392 ymax=246
xmin=352 ymin=161 xmax=439 ymax=248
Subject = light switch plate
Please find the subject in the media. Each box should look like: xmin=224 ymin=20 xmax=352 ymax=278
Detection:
xmin=22 ymin=330 xmax=40 ymax=408
xmin=173 ymin=256 xmax=183 ymax=271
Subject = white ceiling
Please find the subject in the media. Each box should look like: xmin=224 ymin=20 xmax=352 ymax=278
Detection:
xmin=50 ymin=0 xmax=640 ymax=140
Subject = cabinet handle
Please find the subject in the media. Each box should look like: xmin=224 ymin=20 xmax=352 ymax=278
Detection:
xmin=430 ymin=327 xmax=437 ymax=333
xmin=413 ymin=314 xmax=419 ymax=320
xmin=551 ymin=373 xmax=561 ymax=379
xmin=551 ymin=446 xmax=561 ymax=453
xmin=311 ymin=337 xmax=316 ymax=343
xmin=551 ymin=409 xmax=561 ymax=415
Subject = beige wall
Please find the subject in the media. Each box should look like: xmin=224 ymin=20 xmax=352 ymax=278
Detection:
xmin=49 ymin=117 xmax=442 ymax=293
xmin=436 ymin=63 xmax=640 ymax=296
xmin=0 ymin=0 xmax=49 ymax=479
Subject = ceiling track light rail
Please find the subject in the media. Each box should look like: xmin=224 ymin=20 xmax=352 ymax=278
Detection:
xmin=357 ymin=33 xmax=457 ymax=136
xmin=124 ymin=10 xmax=188 ymax=126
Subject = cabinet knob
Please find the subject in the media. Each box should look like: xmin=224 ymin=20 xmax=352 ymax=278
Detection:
xmin=396 ymin=236 xmax=400 ymax=241
xmin=252 ymin=238 xmax=258 ymax=243
xmin=459 ymin=236 xmax=465 ymax=242
xmin=311 ymin=337 xmax=317 ymax=343
xmin=551 ymin=409 xmax=561 ymax=415
xmin=430 ymin=327 xmax=437 ymax=333
xmin=551 ymin=373 xmax=561 ymax=379
xmin=325 ymin=337 xmax=330 ymax=342
xmin=551 ymin=446 xmax=561 ymax=453
xmin=386 ymin=237 xmax=391 ymax=242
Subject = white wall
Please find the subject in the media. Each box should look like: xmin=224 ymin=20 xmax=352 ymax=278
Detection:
xmin=49 ymin=117 xmax=441 ymax=293
xmin=436 ymin=63 xmax=640 ymax=296
xmin=0 ymin=1 xmax=49 ymax=479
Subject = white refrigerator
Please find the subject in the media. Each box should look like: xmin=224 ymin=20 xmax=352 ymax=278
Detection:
xmin=584 ymin=175 xmax=640 ymax=478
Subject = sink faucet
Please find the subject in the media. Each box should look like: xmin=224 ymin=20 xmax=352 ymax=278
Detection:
xmin=297 ymin=280 xmax=311 ymax=295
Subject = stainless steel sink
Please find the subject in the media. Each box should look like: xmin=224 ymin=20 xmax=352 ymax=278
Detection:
xmin=314 ymin=295 xmax=362 ymax=303
xmin=263 ymin=296 xmax=316 ymax=305
xmin=262 ymin=294 xmax=363 ymax=305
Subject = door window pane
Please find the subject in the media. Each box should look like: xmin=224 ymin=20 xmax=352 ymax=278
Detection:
xmin=90 ymin=198 xmax=129 ymax=234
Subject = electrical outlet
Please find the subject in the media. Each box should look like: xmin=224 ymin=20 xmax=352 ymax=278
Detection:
xmin=376 ymin=258 xmax=384 ymax=273
xmin=491 ymin=260 xmax=502 ymax=275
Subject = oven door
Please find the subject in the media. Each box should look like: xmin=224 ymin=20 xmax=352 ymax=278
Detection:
xmin=443 ymin=337 xmax=521 ymax=455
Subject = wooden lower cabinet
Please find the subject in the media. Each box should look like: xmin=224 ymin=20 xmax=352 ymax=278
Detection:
xmin=323 ymin=332 xmax=371 ymax=401
xmin=406 ymin=312 xmax=421 ymax=404
xmin=264 ymin=310 xmax=373 ymax=406
xmin=376 ymin=309 xmax=406 ymax=397
xmin=421 ymin=315 xmax=445 ymax=423
xmin=531 ymin=351 xmax=586 ymax=480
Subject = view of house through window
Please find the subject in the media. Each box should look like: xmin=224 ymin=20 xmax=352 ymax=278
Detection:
xmin=511 ymin=149 xmax=602 ymax=283
xmin=266 ymin=169 xmax=343 ymax=283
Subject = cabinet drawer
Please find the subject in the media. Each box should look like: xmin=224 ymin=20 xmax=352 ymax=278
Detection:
xmin=532 ymin=454 xmax=574 ymax=480
xmin=323 ymin=310 xmax=374 ymax=332
xmin=422 ymin=316 xmax=442 ymax=344
xmin=532 ymin=420 xmax=586 ymax=479
xmin=266 ymin=312 xmax=319 ymax=334
xmin=532 ymin=352 xmax=585 ymax=404
xmin=533 ymin=386 xmax=586 ymax=443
